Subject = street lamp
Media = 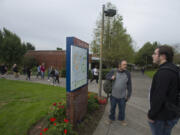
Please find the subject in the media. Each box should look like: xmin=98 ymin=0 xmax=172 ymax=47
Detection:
xmin=98 ymin=5 xmax=116 ymax=97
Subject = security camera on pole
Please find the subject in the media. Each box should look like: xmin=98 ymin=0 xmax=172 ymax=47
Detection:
xmin=98 ymin=5 xmax=116 ymax=97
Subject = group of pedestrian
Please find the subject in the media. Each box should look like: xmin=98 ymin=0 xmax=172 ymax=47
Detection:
xmin=0 ymin=62 xmax=60 ymax=85
xmin=36 ymin=63 xmax=45 ymax=80
xmin=36 ymin=64 xmax=60 ymax=85
xmin=104 ymin=45 xmax=179 ymax=135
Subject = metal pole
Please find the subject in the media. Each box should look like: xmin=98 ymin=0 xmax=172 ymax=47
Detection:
xmin=98 ymin=5 xmax=105 ymax=97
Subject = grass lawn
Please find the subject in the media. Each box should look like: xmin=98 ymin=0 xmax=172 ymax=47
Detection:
xmin=0 ymin=79 xmax=66 ymax=135
xmin=145 ymin=70 xmax=156 ymax=78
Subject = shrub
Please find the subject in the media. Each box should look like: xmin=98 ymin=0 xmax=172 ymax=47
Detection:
xmin=88 ymin=69 xmax=93 ymax=79
xmin=45 ymin=101 xmax=77 ymax=135
xmin=60 ymin=68 xmax=66 ymax=77
xmin=87 ymin=93 xmax=99 ymax=113
xmin=22 ymin=56 xmax=38 ymax=68
xmin=102 ymin=69 xmax=111 ymax=79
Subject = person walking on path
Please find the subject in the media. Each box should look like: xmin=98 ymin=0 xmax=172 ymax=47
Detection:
xmin=90 ymin=65 xmax=99 ymax=84
xmin=12 ymin=64 xmax=19 ymax=78
xmin=40 ymin=63 xmax=45 ymax=80
xmin=26 ymin=66 xmax=31 ymax=80
xmin=148 ymin=45 xmax=179 ymax=135
xmin=141 ymin=66 xmax=145 ymax=75
xmin=54 ymin=69 xmax=60 ymax=84
xmin=0 ymin=64 xmax=7 ymax=75
xmin=36 ymin=65 xmax=41 ymax=79
xmin=47 ymin=66 xmax=52 ymax=81
xmin=105 ymin=60 xmax=132 ymax=126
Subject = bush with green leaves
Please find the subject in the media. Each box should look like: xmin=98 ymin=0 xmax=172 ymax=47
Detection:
xmin=44 ymin=101 xmax=77 ymax=135
xmin=22 ymin=56 xmax=38 ymax=68
xmin=102 ymin=69 xmax=111 ymax=79
xmin=60 ymin=68 xmax=66 ymax=77
xmin=87 ymin=94 xmax=99 ymax=113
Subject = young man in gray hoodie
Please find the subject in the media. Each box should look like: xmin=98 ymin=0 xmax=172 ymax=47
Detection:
xmin=105 ymin=60 xmax=132 ymax=125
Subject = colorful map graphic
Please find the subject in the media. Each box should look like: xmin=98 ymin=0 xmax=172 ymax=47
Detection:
xmin=70 ymin=45 xmax=87 ymax=91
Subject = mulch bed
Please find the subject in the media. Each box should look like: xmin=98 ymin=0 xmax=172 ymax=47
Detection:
xmin=28 ymin=104 xmax=106 ymax=135
xmin=74 ymin=104 xmax=106 ymax=135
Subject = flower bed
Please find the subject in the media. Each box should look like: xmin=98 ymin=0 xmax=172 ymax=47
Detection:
xmin=38 ymin=92 xmax=107 ymax=135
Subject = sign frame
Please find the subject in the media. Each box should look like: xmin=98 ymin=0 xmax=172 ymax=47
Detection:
xmin=66 ymin=37 xmax=89 ymax=92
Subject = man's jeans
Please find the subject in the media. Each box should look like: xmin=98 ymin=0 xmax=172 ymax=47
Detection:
xmin=109 ymin=96 xmax=126 ymax=121
xmin=148 ymin=118 xmax=179 ymax=135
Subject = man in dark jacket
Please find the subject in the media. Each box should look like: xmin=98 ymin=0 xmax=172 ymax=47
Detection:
xmin=105 ymin=60 xmax=132 ymax=126
xmin=148 ymin=45 xmax=179 ymax=135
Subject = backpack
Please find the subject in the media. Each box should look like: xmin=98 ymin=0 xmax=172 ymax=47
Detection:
xmin=103 ymin=70 xmax=117 ymax=95
xmin=160 ymin=66 xmax=180 ymax=116
xmin=103 ymin=80 xmax=113 ymax=94
xmin=55 ymin=70 xmax=59 ymax=76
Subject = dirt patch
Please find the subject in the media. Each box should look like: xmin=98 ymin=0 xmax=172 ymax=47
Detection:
xmin=74 ymin=104 xmax=106 ymax=135
xmin=27 ymin=117 xmax=48 ymax=135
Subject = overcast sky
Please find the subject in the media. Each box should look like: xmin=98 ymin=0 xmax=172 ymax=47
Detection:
xmin=0 ymin=0 xmax=180 ymax=50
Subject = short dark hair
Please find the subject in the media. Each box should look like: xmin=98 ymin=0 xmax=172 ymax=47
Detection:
xmin=157 ymin=45 xmax=174 ymax=62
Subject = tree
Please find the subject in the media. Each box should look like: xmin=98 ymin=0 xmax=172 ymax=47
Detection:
xmin=57 ymin=47 xmax=63 ymax=51
xmin=173 ymin=45 xmax=180 ymax=64
xmin=22 ymin=56 xmax=38 ymax=68
xmin=174 ymin=54 xmax=180 ymax=64
xmin=135 ymin=42 xmax=159 ymax=66
xmin=26 ymin=42 xmax=35 ymax=50
xmin=91 ymin=3 xmax=135 ymax=67
xmin=0 ymin=28 xmax=26 ymax=66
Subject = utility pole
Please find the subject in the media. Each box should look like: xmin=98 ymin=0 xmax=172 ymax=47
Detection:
xmin=98 ymin=5 xmax=116 ymax=97
xmin=98 ymin=5 xmax=105 ymax=97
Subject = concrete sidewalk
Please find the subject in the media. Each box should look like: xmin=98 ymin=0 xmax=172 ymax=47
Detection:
xmin=93 ymin=72 xmax=180 ymax=135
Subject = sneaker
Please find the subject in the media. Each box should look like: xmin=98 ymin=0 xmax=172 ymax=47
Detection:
xmin=120 ymin=121 xmax=127 ymax=126
xmin=104 ymin=119 xmax=112 ymax=125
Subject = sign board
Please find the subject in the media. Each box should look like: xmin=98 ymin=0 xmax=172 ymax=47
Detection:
xmin=66 ymin=37 xmax=89 ymax=92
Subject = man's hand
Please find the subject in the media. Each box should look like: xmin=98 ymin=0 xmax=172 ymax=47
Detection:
xmin=125 ymin=97 xmax=129 ymax=102
xmin=111 ymin=75 xmax=115 ymax=80
xmin=147 ymin=117 xmax=155 ymax=123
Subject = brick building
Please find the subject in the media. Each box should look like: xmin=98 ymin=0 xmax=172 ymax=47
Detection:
xmin=26 ymin=50 xmax=96 ymax=70
xmin=26 ymin=50 xmax=66 ymax=70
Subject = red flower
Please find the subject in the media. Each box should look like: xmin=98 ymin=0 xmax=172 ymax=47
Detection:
xmin=50 ymin=118 xmax=56 ymax=122
xmin=53 ymin=103 xmax=57 ymax=106
xmin=54 ymin=123 xmax=56 ymax=126
xmin=58 ymin=105 xmax=64 ymax=109
xmin=64 ymin=129 xmax=67 ymax=134
xmin=43 ymin=128 xmax=48 ymax=132
xmin=64 ymin=118 xmax=69 ymax=123
xmin=59 ymin=102 xmax=62 ymax=105
xmin=40 ymin=133 xmax=43 ymax=135
xmin=103 ymin=98 xmax=107 ymax=104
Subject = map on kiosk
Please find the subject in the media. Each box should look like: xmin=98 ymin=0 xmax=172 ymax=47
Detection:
xmin=70 ymin=45 xmax=87 ymax=91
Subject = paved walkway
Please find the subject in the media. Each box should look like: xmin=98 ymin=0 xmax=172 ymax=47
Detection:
xmin=93 ymin=72 xmax=180 ymax=135
xmin=1 ymin=72 xmax=180 ymax=135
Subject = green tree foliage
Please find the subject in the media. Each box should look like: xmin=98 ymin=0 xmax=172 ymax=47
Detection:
xmin=173 ymin=45 xmax=180 ymax=64
xmin=135 ymin=42 xmax=159 ymax=66
xmin=22 ymin=56 xmax=38 ymax=68
xmin=57 ymin=47 xmax=63 ymax=50
xmin=26 ymin=42 xmax=35 ymax=50
xmin=91 ymin=3 xmax=135 ymax=67
xmin=174 ymin=54 xmax=180 ymax=64
xmin=0 ymin=28 xmax=35 ymax=66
